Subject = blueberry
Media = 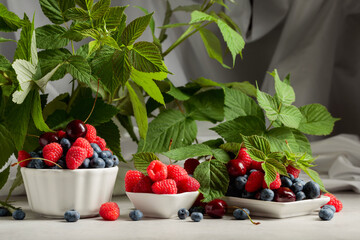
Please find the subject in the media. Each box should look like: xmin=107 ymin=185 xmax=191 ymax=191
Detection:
xmin=90 ymin=158 xmax=105 ymax=168
xmin=90 ymin=143 xmax=102 ymax=153
xmin=104 ymin=158 xmax=114 ymax=168
xmin=260 ymin=189 xmax=274 ymax=201
xmin=129 ymin=210 xmax=143 ymax=221
xmin=233 ymin=208 xmax=250 ymax=220
xmin=29 ymin=152 xmax=39 ymax=158
xmin=60 ymin=138 xmax=71 ymax=150
xmin=80 ymin=158 xmax=90 ymax=168
xmin=0 ymin=207 xmax=10 ymax=217
xmin=12 ymin=209 xmax=25 ymax=220
xmin=319 ymin=208 xmax=334 ymax=221
xmin=296 ymin=191 xmax=306 ymax=201
xmin=50 ymin=159 xmax=66 ymax=169
xmin=281 ymin=176 xmax=292 ymax=188
xmin=303 ymin=181 xmax=320 ymax=199
xmin=293 ymin=178 xmax=305 ymax=185
xmin=235 ymin=176 xmax=247 ymax=191
xmin=177 ymin=208 xmax=189 ymax=220
xmin=226 ymin=185 xmax=241 ymax=197
xmin=291 ymin=182 xmax=304 ymax=193
xmin=98 ymin=152 xmax=107 ymax=159
xmin=189 ymin=206 xmax=205 ymax=214
xmin=288 ymin=174 xmax=295 ymax=181
xmin=37 ymin=150 xmax=43 ymax=157
xmin=322 ymin=205 xmax=336 ymax=213
xmin=112 ymin=155 xmax=120 ymax=166
xmin=102 ymin=151 xmax=112 ymax=158
xmin=191 ymin=212 xmax=203 ymax=222
xmin=241 ymin=190 xmax=255 ymax=199
xmin=64 ymin=210 xmax=80 ymax=222
xmin=27 ymin=159 xmax=45 ymax=169
xmin=91 ymin=151 xmax=98 ymax=160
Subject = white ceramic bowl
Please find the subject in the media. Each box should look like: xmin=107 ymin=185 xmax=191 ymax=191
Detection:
xmin=126 ymin=191 xmax=199 ymax=218
xmin=21 ymin=167 xmax=118 ymax=218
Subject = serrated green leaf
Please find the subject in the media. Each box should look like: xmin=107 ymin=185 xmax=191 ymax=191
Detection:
xmin=0 ymin=3 xmax=23 ymax=32
xmin=271 ymin=69 xmax=295 ymax=105
xmin=194 ymin=160 xmax=229 ymax=202
xmin=278 ymin=105 xmax=303 ymax=129
xmin=14 ymin=15 xmax=37 ymax=65
xmin=166 ymin=80 xmax=190 ymax=101
xmin=39 ymin=0 xmax=74 ymax=24
xmin=133 ymin=152 xmax=159 ymax=173
xmin=0 ymin=37 xmax=16 ymax=43
xmin=75 ymin=0 xmax=93 ymax=10
xmin=91 ymin=0 xmax=110 ymax=20
xmin=0 ymin=165 xmax=10 ymax=191
xmin=141 ymin=109 xmax=197 ymax=153
xmin=262 ymin=162 xmax=277 ymax=188
xmin=189 ymin=11 xmax=216 ymax=24
xmin=266 ymin=158 xmax=288 ymax=176
xmin=202 ymin=138 xmax=224 ymax=149
xmin=121 ymin=13 xmax=153 ymax=46
xmin=301 ymin=167 xmax=327 ymax=192
xmin=298 ymin=103 xmax=339 ymax=136
xmin=0 ymin=124 xmax=15 ymax=170
xmin=219 ymin=142 xmax=242 ymax=155
xmin=247 ymin=148 xmax=267 ymax=162
xmin=38 ymin=48 xmax=71 ymax=80
xmin=11 ymin=59 xmax=36 ymax=104
xmin=104 ymin=6 xmax=127 ymax=29
xmin=62 ymin=22 xmax=91 ymax=42
xmin=134 ymin=6 xmax=155 ymax=35
xmin=162 ymin=144 xmax=212 ymax=161
xmin=64 ymin=7 xmax=90 ymax=21
xmin=267 ymin=152 xmax=285 ymax=161
xmin=36 ymin=25 xmax=69 ymax=49
xmin=117 ymin=114 xmax=138 ymax=143
xmin=31 ymin=90 xmax=52 ymax=132
xmin=217 ymin=11 xmax=241 ymax=33
xmin=192 ymin=77 xmax=223 ymax=88
xmin=210 ymin=116 xmax=265 ymax=143
xmin=225 ymin=81 xmax=257 ymax=98
xmin=242 ymin=135 xmax=271 ymax=155
xmin=46 ymin=109 xmax=72 ymax=130
xmin=66 ymin=55 xmax=91 ymax=84
xmin=35 ymin=63 xmax=63 ymax=92
xmin=256 ymin=88 xmax=279 ymax=121
xmin=212 ymin=149 xmax=230 ymax=163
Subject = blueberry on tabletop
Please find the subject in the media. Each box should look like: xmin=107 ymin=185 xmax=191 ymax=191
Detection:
xmin=178 ymin=208 xmax=189 ymax=220
xmin=233 ymin=208 xmax=250 ymax=220
xmin=129 ymin=210 xmax=143 ymax=221
xmin=12 ymin=209 xmax=25 ymax=220
xmin=189 ymin=206 xmax=205 ymax=215
xmin=0 ymin=207 xmax=10 ymax=217
xmin=319 ymin=208 xmax=334 ymax=221
xmin=322 ymin=205 xmax=336 ymax=213
xmin=191 ymin=212 xmax=203 ymax=222
xmin=64 ymin=210 xmax=80 ymax=222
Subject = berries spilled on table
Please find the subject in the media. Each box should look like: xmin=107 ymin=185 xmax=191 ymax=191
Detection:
xmin=64 ymin=210 xmax=80 ymax=222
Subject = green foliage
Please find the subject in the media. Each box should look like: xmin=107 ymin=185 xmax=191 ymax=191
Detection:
xmin=0 ymin=165 xmax=10 ymax=191
xmin=96 ymin=120 xmax=124 ymax=162
xmin=133 ymin=152 xmax=159 ymax=173
xmin=36 ymin=25 xmax=69 ymax=49
xmin=0 ymin=3 xmax=23 ymax=32
xmin=39 ymin=0 xmax=74 ymax=24
xmin=0 ymin=124 xmax=15 ymax=169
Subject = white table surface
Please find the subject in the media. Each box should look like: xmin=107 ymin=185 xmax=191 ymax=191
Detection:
xmin=1 ymin=192 xmax=359 ymax=240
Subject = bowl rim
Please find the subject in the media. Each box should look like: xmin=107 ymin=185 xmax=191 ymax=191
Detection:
xmin=126 ymin=191 xmax=199 ymax=197
xmin=21 ymin=166 xmax=118 ymax=173
xmin=222 ymin=195 xmax=330 ymax=205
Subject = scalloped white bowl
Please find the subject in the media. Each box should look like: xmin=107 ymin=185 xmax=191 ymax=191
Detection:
xmin=21 ymin=167 xmax=118 ymax=218
xmin=126 ymin=191 xmax=199 ymax=218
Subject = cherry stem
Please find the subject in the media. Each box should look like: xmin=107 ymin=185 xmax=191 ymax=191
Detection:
xmin=229 ymin=206 xmax=261 ymax=225
xmin=12 ymin=158 xmax=63 ymax=169
xmin=84 ymin=78 xmax=100 ymax=124
xmin=27 ymin=134 xmax=39 ymax=138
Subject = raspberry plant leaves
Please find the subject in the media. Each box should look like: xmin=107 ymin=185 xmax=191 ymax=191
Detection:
xmin=0 ymin=165 xmax=10 ymax=191
xmin=35 ymin=25 xmax=69 ymax=50
xmin=133 ymin=152 xmax=159 ymax=174
xmin=0 ymin=3 xmax=23 ymax=32
xmin=39 ymin=0 xmax=75 ymax=24
xmin=0 ymin=124 xmax=15 ymax=169
xmin=121 ymin=13 xmax=153 ymax=46
xmin=271 ymin=69 xmax=295 ymax=106
xmin=219 ymin=142 xmax=242 ymax=155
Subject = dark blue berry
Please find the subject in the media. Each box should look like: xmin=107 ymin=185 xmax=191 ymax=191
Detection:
xmin=90 ymin=143 xmax=102 ymax=153
xmin=104 ymin=158 xmax=114 ymax=168
xmin=235 ymin=176 xmax=247 ymax=191
xmin=12 ymin=209 xmax=25 ymax=220
xmin=260 ymin=189 xmax=274 ymax=201
xmin=322 ymin=205 xmax=336 ymax=213
xmin=27 ymin=159 xmax=45 ymax=169
xmin=291 ymin=182 xmax=304 ymax=193
xmin=303 ymin=181 xmax=320 ymax=199
xmin=293 ymin=178 xmax=305 ymax=185
xmin=226 ymin=185 xmax=241 ymax=197
xmin=98 ymin=151 xmax=107 ymax=159
xmin=191 ymin=212 xmax=203 ymax=222
xmin=60 ymin=138 xmax=71 ymax=150
xmin=90 ymin=151 xmax=98 ymax=160
xmin=90 ymin=158 xmax=105 ymax=168
xmin=288 ymin=174 xmax=295 ymax=181
xmin=0 ymin=207 xmax=10 ymax=216
xmin=102 ymin=151 xmax=112 ymax=158
xmin=319 ymin=208 xmax=334 ymax=221
xmin=80 ymin=158 xmax=90 ymax=168
xmin=177 ymin=208 xmax=189 ymax=220
xmin=64 ymin=210 xmax=80 ymax=222
xmin=281 ymin=176 xmax=292 ymax=188
xmin=241 ymin=190 xmax=255 ymax=199
xmin=296 ymin=191 xmax=306 ymax=201
xmin=50 ymin=159 xmax=66 ymax=169
xmin=112 ymin=155 xmax=119 ymax=166
xmin=233 ymin=208 xmax=250 ymax=220
xmin=37 ymin=150 xmax=43 ymax=157
xmin=129 ymin=210 xmax=143 ymax=221
xmin=29 ymin=152 xmax=39 ymax=158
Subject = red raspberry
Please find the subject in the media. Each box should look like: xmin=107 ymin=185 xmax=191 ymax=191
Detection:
xmin=237 ymin=148 xmax=252 ymax=169
xmin=286 ymin=165 xmax=301 ymax=178
xmin=57 ymin=130 xmax=66 ymax=139
xmin=133 ymin=176 xmax=153 ymax=193
xmin=324 ymin=193 xmax=343 ymax=212
xmin=251 ymin=160 xmax=263 ymax=171
xmin=147 ymin=160 xmax=167 ymax=182
xmin=85 ymin=124 xmax=97 ymax=143
xmin=66 ymin=146 xmax=87 ymax=169
xmin=262 ymin=172 xmax=281 ymax=189
xmin=72 ymin=137 xmax=93 ymax=158
xmin=177 ymin=176 xmax=200 ymax=193
xmin=167 ymin=164 xmax=188 ymax=183
xmin=184 ymin=158 xmax=200 ymax=175
xmin=95 ymin=136 xmax=106 ymax=150
xmin=152 ymin=179 xmax=177 ymax=194
xmin=17 ymin=150 xmax=31 ymax=167
xmin=43 ymin=142 xmax=63 ymax=166
xmin=124 ymin=170 xmax=145 ymax=192
xmin=245 ymin=170 xmax=265 ymax=192
xmin=99 ymin=202 xmax=120 ymax=221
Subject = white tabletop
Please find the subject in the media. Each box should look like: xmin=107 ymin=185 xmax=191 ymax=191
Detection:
xmin=1 ymin=192 xmax=360 ymax=240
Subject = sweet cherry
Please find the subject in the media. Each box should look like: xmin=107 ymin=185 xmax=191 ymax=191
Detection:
xmin=205 ymin=199 xmax=228 ymax=218
xmin=274 ymin=187 xmax=296 ymax=202
xmin=65 ymin=120 xmax=87 ymax=140
xmin=227 ymin=159 xmax=247 ymax=177
xmin=39 ymin=132 xmax=59 ymax=147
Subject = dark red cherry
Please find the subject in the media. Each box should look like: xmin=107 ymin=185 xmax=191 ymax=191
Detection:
xmin=205 ymin=199 xmax=228 ymax=218
xmin=193 ymin=193 xmax=206 ymax=207
xmin=65 ymin=120 xmax=87 ymax=140
xmin=274 ymin=187 xmax=296 ymax=202
xmin=227 ymin=159 xmax=247 ymax=177
xmin=39 ymin=132 xmax=59 ymax=147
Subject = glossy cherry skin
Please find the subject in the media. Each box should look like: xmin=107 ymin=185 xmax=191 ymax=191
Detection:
xmin=65 ymin=120 xmax=87 ymax=140
xmin=205 ymin=199 xmax=228 ymax=218
xmin=274 ymin=187 xmax=296 ymax=202
xmin=39 ymin=132 xmax=59 ymax=147
xmin=227 ymin=159 xmax=247 ymax=177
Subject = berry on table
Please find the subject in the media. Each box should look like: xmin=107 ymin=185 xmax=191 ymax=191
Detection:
xmin=324 ymin=193 xmax=343 ymax=212
xmin=184 ymin=158 xmax=200 ymax=175
xmin=260 ymin=189 xmax=274 ymax=201
xmin=129 ymin=210 xmax=143 ymax=221
xmin=177 ymin=208 xmax=189 ymax=220
xmin=322 ymin=205 xmax=336 ymax=213
xmin=64 ymin=209 xmax=80 ymax=222
xmin=303 ymin=181 xmax=320 ymax=199
xmin=152 ymin=179 xmax=177 ymax=194
xmin=12 ymin=209 xmax=25 ymax=220
xmin=147 ymin=160 xmax=168 ymax=182
xmin=0 ymin=207 xmax=10 ymax=216
xmin=125 ymin=170 xmax=145 ymax=192
xmin=319 ymin=208 xmax=334 ymax=221
xmin=99 ymin=202 xmax=120 ymax=221
xmin=191 ymin=212 xmax=203 ymax=222
xmin=43 ymin=142 xmax=63 ymax=166
xmin=233 ymin=208 xmax=250 ymax=220
xmin=205 ymin=199 xmax=227 ymax=219
xmin=189 ymin=206 xmax=205 ymax=215
xmin=17 ymin=150 xmax=31 ymax=167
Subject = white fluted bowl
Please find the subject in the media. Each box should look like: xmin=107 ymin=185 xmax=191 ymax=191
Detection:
xmin=21 ymin=167 xmax=118 ymax=218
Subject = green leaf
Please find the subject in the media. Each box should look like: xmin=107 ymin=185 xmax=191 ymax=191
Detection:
xmin=46 ymin=109 xmax=71 ymax=130
xmin=189 ymin=11 xmax=216 ymax=24
xmin=117 ymin=114 xmax=138 ymax=143
xmin=35 ymin=63 xmax=63 ymax=92
xmin=192 ymin=77 xmax=222 ymax=88
xmin=219 ymin=142 xmax=242 ymax=155
xmin=39 ymin=0 xmax=74 ymax=24
xmin=194 ymin=160 xmax=229 ymax=202
xmin=298 ymin=103 xmax=339 ymax=136
xmin=256 ymin=88 xmax=279 ymax=121
xmin=278 ymin=105 xmax=303 ymax=129
xmin=62 ymin=22 xmax=91 ymax=41
xmin=184 ymin=89 xmax=224 ymax=123
xmin=0 ymin=37 xmax=16 ymax=43
xmin=266 ymin=158 xmax=288 ymax=176
xmin=38 ymin=48 xmax=71 ymax=81
xmin=141 ymin=109 xmax=197 ymax=153
xmin=242 ymin=135 xmax=271 ymax=155
xmin=104 ymin=6 xmax=127 ymax=29
xmin=131 ymin=67 xmax=165 ymax=105
xmin=202 ymin=138 xmax=224 ymax=149
xmin=212 ymin=149 xmax=231 ymax=163
xmin=64 ymin=7 xmax=90 ymax=21
xmin=36 ymin=25 xmax=69 ymax=49
xmin=166 ymin=80 xmax=190 ymax=101
xmin=14 ymin=15 xmax=37 ymax=65
xmin=210 ymin=116 xmax=265 ymax=143
xmin=262 ymin=162 xmax=277 ymax=188
xmin=0 ymin=124 xmax=15 ymax=169
xmin=130 ymin=41 xmax=168 ymax=73
xmin=31 ymin=91 xmax=52 ymax=132
xmin=301 ymin=167 xmax=326 ymax=192
xmin=163 ymin=144 xmax=212 ymax=161
xmin=66 ymin=55 xmax=92 ymax=84
xmin=271 ymin=69 xmax=295 ymax=106
xmin=121 ymin=13 xmax=153 ymax=46
xmin=11 ymin=59 xmax=36 ymax=104
xmin=91 ymin=0 xmax=110 ymax=20
xmin=0 ymin=165 xmax=10 ymax=191
xmin=0 ymin=3 xmax=23 ymax=32
xmin=216 ymin=19 xmax=245 ymax=66
xmin=246 ymin=148 xmax=267 ymax=162
xmin=75 ymin=0 xmax=93 ymax=10
xmin=43 ymin=92 xmax=69 ymax=119
xmin=133 ymin=152 xmax=159 ymax=173
xmin=126 ymin=81 xmax=148 ymax=140
xmin=224 ymin=87 xmax=264 ymax=121
xmin=225 ymin=81 xmax=257 ymax=98
xmin=5 ymin=166 xmax=23 ymax=202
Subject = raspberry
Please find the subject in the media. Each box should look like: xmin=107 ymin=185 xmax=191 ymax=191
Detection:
xmin=147 ymin=160 xmax=167 ymax=182
xmin=43 ymin=142 xmax=63 ymax=166
xmin=18 ymin=150 xmax=31 ymax=167
xmin=152 ymin=179 xmax=177 ymax=194
xmin=184 ymin=158 xmax=200 ymax=175
xmin=167 ymin=165 xmax=188 ymax=183
xmin=66 ymin=146 xmax=87 ymax=169
xmin=133 ymin=176 xmax=153 ymax=193
xmin=95 ymin=136 xmax=106 ymax=151
xmin=251 ymin=160 xmax=263 ymax=171
xmin=245 ymin=171 xmax=265 ymax=192
xmin=262 ymin=172 xmax=281 ymax=189
xmin=324 ymin=193 xmax=343 ymax=212
xmin=99 ymin=202 xmax=120 ymax=221
xmin=72 ymin=137 xmax=93 ymax=158
xmin=177 ymin=176 xmax=200 ymax=193
xmin=85 ymin=124 xmax=97 ymax=143
xmin=125 ymin=170 xmax=145 ymax=192
xmin=237 ymin=148 xmax=252 ymax=169
xmin=286 ymin=165 xmax=301 ymax=178
xmin=57 ymin=130 xmax=66 ymax=139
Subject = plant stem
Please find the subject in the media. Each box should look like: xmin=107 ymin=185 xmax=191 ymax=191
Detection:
xmin=175 ymin=99 xmax=184 ymax=113
xmin=266 ymin=102 xmax=282 ymax=131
